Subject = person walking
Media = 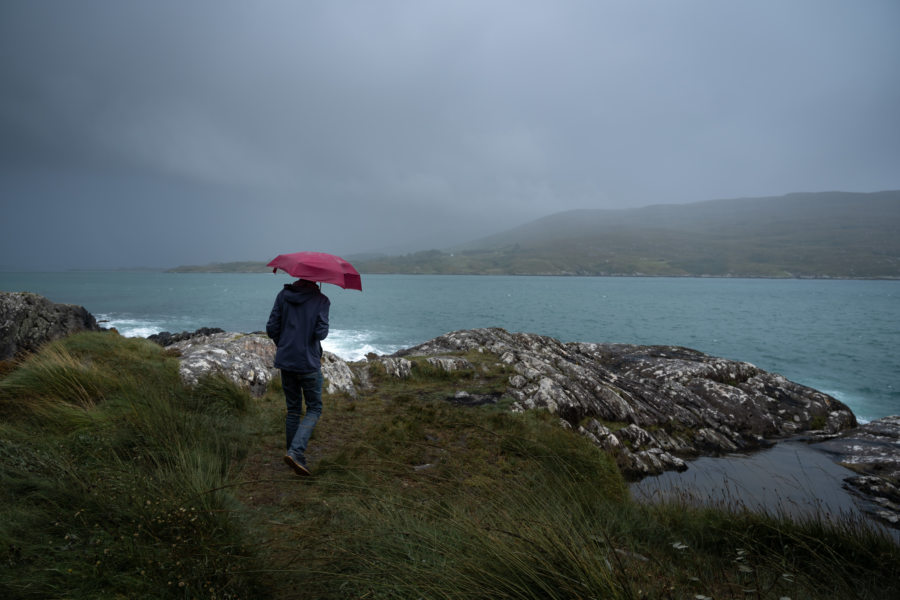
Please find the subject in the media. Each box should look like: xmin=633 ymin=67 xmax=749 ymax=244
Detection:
xmin=266 ymin=278 xmax=330 ymax=476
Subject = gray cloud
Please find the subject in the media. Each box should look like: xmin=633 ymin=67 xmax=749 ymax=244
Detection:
xmin=2 ymin=0 xmax=899 ymax=269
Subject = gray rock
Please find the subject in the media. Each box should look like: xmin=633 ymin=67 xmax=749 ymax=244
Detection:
xmin=168 ymin=331 xmax=356 ymax=398
xmin=394 ymin=328 xmax=857 ymax=477
xmin=321 ymin=351 xmax=357 ymax=396
xmin=814 ymin=416 xmax=900 ymax=479
xmin=147 ymin=327 xmax=225 ymax=346
xmin=812 ymin=416 xmax=900 ymax=526
xmin=170 ymin=332 xmax=277 ymax=397
xmin=426 ymin=356 xmax=473 ymax=372
xmin=0 ymin=292 xmax=100 ymax=360
xmin=376 ymin=356 xmax=413 ymax=379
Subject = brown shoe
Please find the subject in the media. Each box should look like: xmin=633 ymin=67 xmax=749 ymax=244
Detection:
xmin=283 ymin=454 xmax=311 ymax=476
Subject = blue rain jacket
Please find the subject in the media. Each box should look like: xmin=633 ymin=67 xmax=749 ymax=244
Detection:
xmin=266 ymin=280 xmax=330 ymax=373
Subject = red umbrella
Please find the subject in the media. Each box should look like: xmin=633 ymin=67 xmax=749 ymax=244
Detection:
xmin=267 ymin=251 xmax=362 ymax=291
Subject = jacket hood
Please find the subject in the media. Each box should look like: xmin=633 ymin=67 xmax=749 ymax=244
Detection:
xmin=282 ymin=281 xmax=322 ymax=305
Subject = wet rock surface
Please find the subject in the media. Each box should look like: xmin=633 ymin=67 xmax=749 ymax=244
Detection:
xmin=0 ymin=291 xmax=99 ymax=360
xmin=812 ymin=416 xmax=900 ymax=527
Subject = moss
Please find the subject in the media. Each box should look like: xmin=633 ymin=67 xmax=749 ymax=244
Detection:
xmin=810 ymin=414 xmax=828 ymax=430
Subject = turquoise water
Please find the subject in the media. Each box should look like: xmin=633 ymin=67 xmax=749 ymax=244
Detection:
xmin=2 ymin=272 xmax=897 ymax=422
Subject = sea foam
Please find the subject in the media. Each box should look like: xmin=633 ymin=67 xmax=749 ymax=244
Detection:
xmin=322 ymin=329 xmax=404 ymax=362
xmin=95 ymin=314 xmax=167 ymax=338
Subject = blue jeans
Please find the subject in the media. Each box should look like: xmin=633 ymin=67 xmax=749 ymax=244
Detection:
xmin=282 ymin=369 xmax=323 ymax=459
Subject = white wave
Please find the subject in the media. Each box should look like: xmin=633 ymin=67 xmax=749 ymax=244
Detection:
xmin=95 ymin=314 xmax=165 ymax=338
xmin=322 ymin=329 xmax=404 ymax=362
xmin=819 ymin=388 xmax=870 ymax=424
xmin=98 ymin=315 xmax=403 ymax=361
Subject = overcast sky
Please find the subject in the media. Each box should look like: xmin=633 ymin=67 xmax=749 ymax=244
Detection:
xmin=2 ymin=1 xmax=899 ymax=269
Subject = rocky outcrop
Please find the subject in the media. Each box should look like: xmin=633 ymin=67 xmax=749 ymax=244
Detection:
xmin=0 ymin=291 xmax=100 ymax=361
xmin=168 ymin=332 xmax=276 ymax=397
xmin=147 ymin=327 xmax=225 ymax=346
xmin=161 ymin=326 xmax=860 ymax=477
xmin=156 ymin=325 xmax=894 ymax=527
xmin=394 ymin=328 xmax=857 ymax=478
xmin=812 ymin=416 xmax=900 ymax=527
xmin=165 ymin=330 xmax=356 ymax=398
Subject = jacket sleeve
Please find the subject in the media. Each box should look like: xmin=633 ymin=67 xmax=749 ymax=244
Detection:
xmin=266 ymin=293 xmax=283 ymax=344
xmin=314 ymin=298 xmax=330 ymax=341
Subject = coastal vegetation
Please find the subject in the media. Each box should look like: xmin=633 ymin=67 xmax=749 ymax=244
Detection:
xmin=169 ymin=191 xmax=900 ymax=279
xmin=2 ymin=332 xmax=898 ymax=598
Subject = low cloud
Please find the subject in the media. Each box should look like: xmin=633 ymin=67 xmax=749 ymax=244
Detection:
xmin=2 ymin=1 xmax=898 ymax=269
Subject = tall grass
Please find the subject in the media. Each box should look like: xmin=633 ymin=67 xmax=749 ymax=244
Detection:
xmin=0 ymin=345 xmax=108 ymax=427
xmin=331 ymin=454 xmax=629 ymax=599
xmin=0 ymin=332 xmax=261 ymax=599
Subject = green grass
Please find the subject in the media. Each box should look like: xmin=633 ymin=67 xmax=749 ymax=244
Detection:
xmin=0 ymin=332 xmax=261 ymax=599
xmin=1 ymin=332 xmax=898 ymax=599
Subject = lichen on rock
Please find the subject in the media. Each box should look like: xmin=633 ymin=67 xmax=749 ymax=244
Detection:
xmin=168 ymin=332 xmax=277 ymax=397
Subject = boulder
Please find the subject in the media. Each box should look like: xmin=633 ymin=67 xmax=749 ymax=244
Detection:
xmin=169 ymin=332 xmax=277 ymax=397
xmin=0 ymin=291 xmax=100 ymax=360
xmin=166 ymin=330 xmax=356 ymax=398
xmin=321 ymin=351 xmax=358 ymax=396
xmin=376 ymin=356 xmax=413 ymax=379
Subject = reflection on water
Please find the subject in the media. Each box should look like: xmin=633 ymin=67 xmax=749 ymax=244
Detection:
xmin=630 ymin=441 xmax=898 ymax=542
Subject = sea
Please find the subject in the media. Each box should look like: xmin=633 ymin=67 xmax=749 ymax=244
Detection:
xmin=1 ymin=272 xmax=898 ymax=423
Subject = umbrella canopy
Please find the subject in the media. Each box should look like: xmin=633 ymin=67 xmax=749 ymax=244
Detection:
xmin=267 ymin=251 xmax=362 ymax=291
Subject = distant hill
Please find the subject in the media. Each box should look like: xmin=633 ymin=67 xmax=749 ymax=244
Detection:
xmin=169 ymin=191 xmax=900 ymax=278
xmin=168 ymin=261 xmax=269 ymax=273
xmin=354 ymin=191 xmax=900 ymax=278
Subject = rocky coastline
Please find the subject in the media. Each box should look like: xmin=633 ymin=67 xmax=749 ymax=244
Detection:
xmin=146 ymin=325 xmax=897 ymax=530
xmin=1 ymin=292 xmax=896 ymax=531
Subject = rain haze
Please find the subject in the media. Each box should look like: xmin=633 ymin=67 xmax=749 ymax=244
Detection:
xmin=2 ymin=0 xmax=899 ymax=270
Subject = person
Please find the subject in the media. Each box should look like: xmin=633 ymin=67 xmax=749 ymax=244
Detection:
xmin=266 ymin=278 xmax=330 ymax=476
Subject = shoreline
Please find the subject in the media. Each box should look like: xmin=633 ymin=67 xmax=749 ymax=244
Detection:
xmin=4 ymin=268 xmax=899 ymax=281
xmin=167 ymin=268 xmax=900 ymax=281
